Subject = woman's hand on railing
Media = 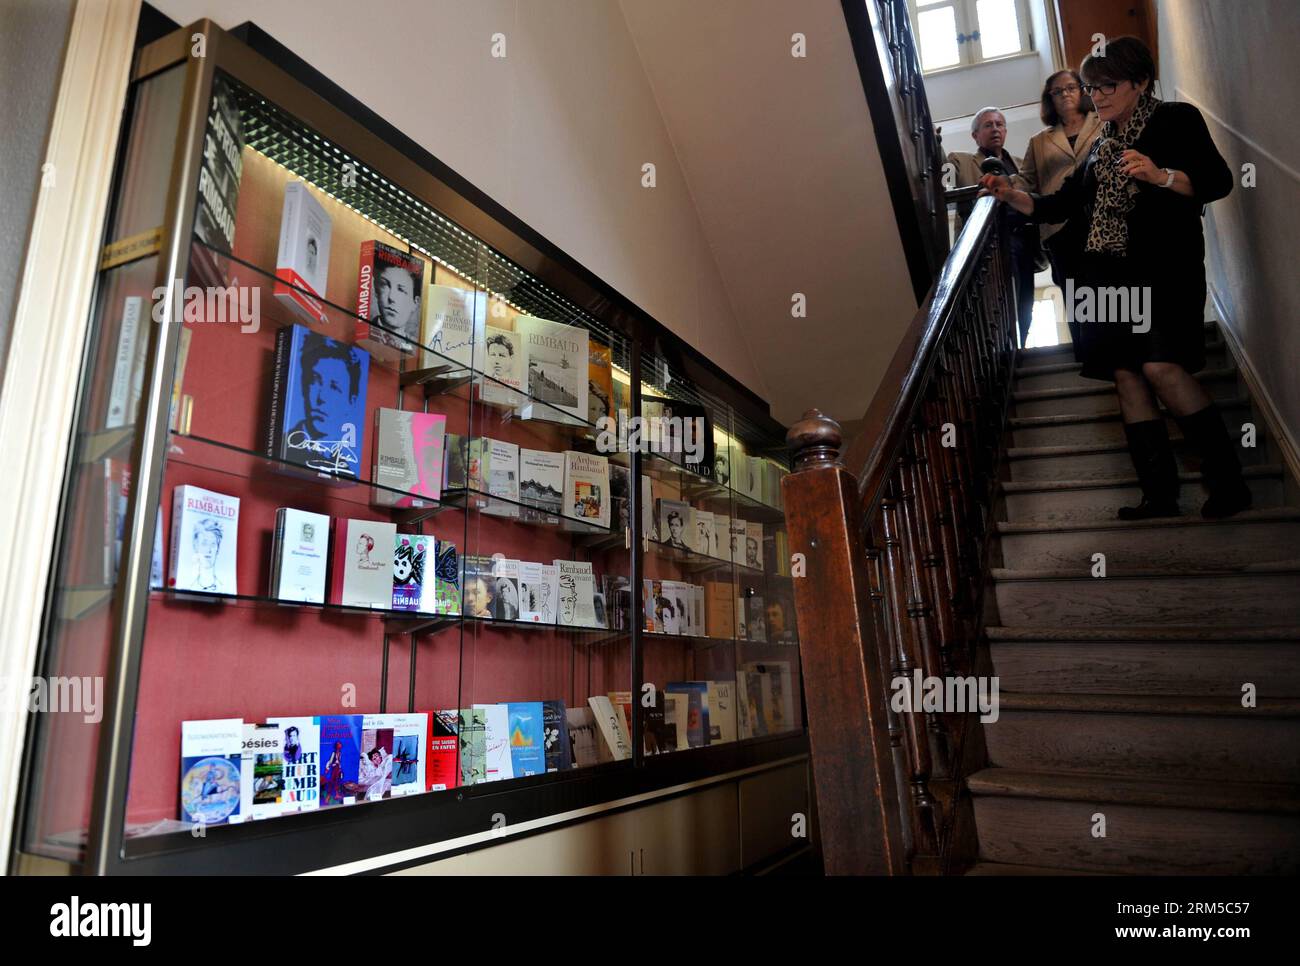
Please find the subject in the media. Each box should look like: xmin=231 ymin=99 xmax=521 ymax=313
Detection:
xmin=978 ymin=173 xmax=1035 ymax=216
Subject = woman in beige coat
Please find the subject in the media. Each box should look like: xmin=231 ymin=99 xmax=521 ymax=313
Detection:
xmin=1015 ymin=70 xmax=1103 ymax=290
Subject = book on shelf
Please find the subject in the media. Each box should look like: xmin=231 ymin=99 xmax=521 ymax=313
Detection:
xmin=105 ymin=296 xmax=144 ymax=430
xmin=467 ymin=437 xmax=489 ymax=500
xmin=273 ymin=181 xmax=332 ymax=326
xmin=707 ymin=681 xmax=737 ymax=744
xmin=768 ymin=585 xmax=798 ymax=643
xmin=461 ymin=554 xmax=495 ymax=620
xmin=355 ymin=240 xmax=424 ymax=360
xmin=514 ymin=315 xmax=589 ymax=425
xmin=664 ymin=692 xmax=687 ymax=752
xmin=657 ymin=498 xmax=692 ymax=551
xmin=713 ymin=429 xmax=734 ymax=489
xmin=741 ymin=661 xmax=796 ymax=735
xmin=555 ymin=559 xmax=600 ymax=627
xmin=587 ymin=339 xmax=613 ymax=426
xmin=457 ymin=707 xmax=487 ymax=786
xmin=167 ymin=326 xmax=193 ymax=434
xmin=744 ymin=521 xmax=765 ymax=571
xmin=480 ymin=325 xmax=524 ymax=405
xmin=267 ymin=323 xmax=370 ymax=478
xmin=712 ymin=513 xmax=729 ymax=561
xmin=168 ymin=484 xmax=239 ymax=596
xmin=744 ymin=592 xmax=768 ymax=642
xmin=704 ymin=580 xmax=736 ymax=639
xmin=665 ymin=682 xmax=710 ymax=748
xmin=518 ymin=560 xmax=559 ymax=623
xmin=392 ymin=532 xmax=433 ymax=612
xmin=642 ymin=695 xmax=674 ymax=755
xmin=565 ymin=707 xmax=604 ymax=767
xmin=372 ymin=408 xmax=445 ymax=507
xmin=728 ymin=518 xmax=746 ymax=568
xmin=319 ymin=714 xmax=363 ymax=806
xmin=506 ymin=702 xmax=547 ymax=778
xmin=240 ymin=722 xmax=286 ymax=821
xmin=641 ymin=475 xmax=656 ymax=542
xmin=421 ymin=284 xmax=485 ymax=372
xmin=692 ymin=509 xmax=714 ymax=557
xmin=519 ymin=447 xmax=564 ymax=523
xmin=190 ymin=74 xmax=243 ymax=289
xmin=562 ymin=450 xmax=610 ymax=529
xmin=609 ymin=462 xmax=630 ymax=534
xmin=433 ymin=538 xmax=460 ymax=615
xmin=743 ymin=455 xmax=765 ymax=503
xmin=692 ymin=584 xmax=706 ymax=637
xmin=604 ymin=574 xmax=632 ymax=631
xmin=489 ymin=556 xmax=522 ymax=621
xmin=426 ymin=710 xmax=459 ymax=791
xmin=586 ymin=695 xmax=632 ymax=761
xmin=270 ymin=507 xmax=330 ymax=604
xmin=102 ymin=459 xmax=129 ymax=585
xmin=542 ymin=700 xmax=570 ymax=772
xmin=476 ymin=703 xmax=515 ymax=782
xmin=443 ymin=432 xmax=468 ymax=490
xmin=357 ymin=715 xmax=395 ymax=801
xmin=150 ymin=512 xmax=163 ymax=590
xmin=267 ymin=716 xmax=320 ymax=812
xmin=664 ymin=580 xmax=693 ymax=637
xmin=484 ymin=438 xmax=519 ymax=518
xmin=736 ymin=598 xmax=748 ymax=640
xmin=388 ymin=713 xmax=429 ymax=797
xmin=179 ymin=718 xmax=244 ymax=827
xmin=670 ymin=400 xmax=715 ymax=477
xmin=330 ymin=518 xmax=396 ymax=608
xmin=606 ymin=691 xmax=634 ymax=745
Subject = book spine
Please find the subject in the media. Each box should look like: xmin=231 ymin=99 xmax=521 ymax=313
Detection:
xmin=355 ymin=240 xmax=374 ymax=344
xmin=269 ymin=509 xmax=286 ymax=598
xmin=265 ymin=326 xmax=290 ymax=460
xmin=103 ymin=461 xmax=115 ymax=584
xmin=105 ymin=296 xmax=143 ymax=430
xmin=166 ymin=487 xmax=184 ymax=589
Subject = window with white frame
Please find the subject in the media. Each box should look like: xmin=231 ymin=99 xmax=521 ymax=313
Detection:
xmin=909 ymin=0 xmax=1033 ymax=73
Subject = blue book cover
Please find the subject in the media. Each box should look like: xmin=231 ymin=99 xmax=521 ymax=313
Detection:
xmin=506 ymin=702 xmax=546 ymax=777
xmin=268 ymin=323 xmax=369 ymax=477
xmin=666 ymin=682 xmax=711 ymax=748
xmin=318 ymin=714 xmax=363 ymax=806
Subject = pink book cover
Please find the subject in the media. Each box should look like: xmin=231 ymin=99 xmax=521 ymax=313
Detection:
xmin=409 ymin=412 xmax=446 ymax=503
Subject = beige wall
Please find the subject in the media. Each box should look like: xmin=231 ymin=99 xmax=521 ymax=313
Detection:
xmin=152 ymin=0 xmax=767 ymax=398
xmin=1157 ymin=0 xmax=1300 ymax=441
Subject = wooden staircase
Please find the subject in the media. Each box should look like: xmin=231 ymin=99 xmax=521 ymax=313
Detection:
xmin=965 ymin=323 xmax=1300 ymax=875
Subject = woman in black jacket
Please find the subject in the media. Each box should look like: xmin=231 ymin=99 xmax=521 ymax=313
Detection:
xmin=981 ymin=37 xmax=1249 ymax=520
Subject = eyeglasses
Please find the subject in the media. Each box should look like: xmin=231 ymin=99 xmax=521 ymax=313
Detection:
xmin=1081 ymin=82 xmax=1120 ymax=96
xmin=1048 ymin=84 xmax=1080 ymax=97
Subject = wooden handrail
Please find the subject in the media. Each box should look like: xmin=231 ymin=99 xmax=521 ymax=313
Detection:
xmin=782 ymin=195 xmax=1017 ymax=875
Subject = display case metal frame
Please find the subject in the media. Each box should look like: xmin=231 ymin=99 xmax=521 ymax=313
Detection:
xmin=14 ymin=18 xmax=805 ymax=877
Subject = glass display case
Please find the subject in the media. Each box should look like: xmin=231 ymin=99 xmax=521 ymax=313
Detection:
xmin=16 ymin=19 xmax=804 ymax=874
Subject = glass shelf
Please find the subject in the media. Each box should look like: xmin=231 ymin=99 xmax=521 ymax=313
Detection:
xmin=154 ymin=587 xmax=460 ymax=631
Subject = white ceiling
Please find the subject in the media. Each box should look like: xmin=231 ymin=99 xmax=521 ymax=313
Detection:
xmin=618 ymin=0 xmax=917 ymax=425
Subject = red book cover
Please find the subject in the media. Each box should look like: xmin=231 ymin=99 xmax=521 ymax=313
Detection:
xmin=426 ymin=710 xmax=459 ymax=791
xmin=355 ymin=240 xmax=425 ymax=362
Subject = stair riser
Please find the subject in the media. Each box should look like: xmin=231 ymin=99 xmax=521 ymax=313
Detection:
xmin=1007 ymin=442 xmax=1267 ymax=481
xmin=1018 ymin=347 xmax=1079 ymax=367
xmin=973 ymin=796 xmax=1300 ymax=874
xmin=1015 ymin=350 xmax=1229 ymax=393
xmin=1010 ymin=404 xmax=1251 ymax=448
xmin=998 ymin=521 xmax=1300 ymax=570
xmin=1002 ymin=476 xmax=1284 ymax=523
xmin=988 ymin=641 xmax=1300 ymax=696
xmin=1014 ymin=377 xmax=1239 ymax=417
xmin=984 ymin=710 xmax=1300 ymax=783
xmin=994 ymin=572 xmax=1300 ymax=625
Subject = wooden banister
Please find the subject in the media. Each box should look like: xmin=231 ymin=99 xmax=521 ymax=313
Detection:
xmin=782 ymin=196 xmax=1017 ymax=874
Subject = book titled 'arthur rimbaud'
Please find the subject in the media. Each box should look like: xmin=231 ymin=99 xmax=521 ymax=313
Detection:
xmin=514 ymin=315 xmax=589 ymax=425
xmin=331 ymin=518 xmax=396 ymax=609
xmin=372 ymin=408 xmax=445 ymax=507
xmin=355 ymin=240 xmax=424 ymax=361
xmin=270 ymin=507 xmax=329 ymax=604
xmin=267 ymin=323 xmax=370 ymax=478
xmin=273 ymin=181 xmax=332 ymax=326
xmin=168 ymin=485 xmax=239 ymax=596
xmin=179 ymin=718 xmax=244 ymax=827
xmin=266 ymin=716 xmax=320 ymax=812
xmin=562 ymin=451 xmax=610 ymax=530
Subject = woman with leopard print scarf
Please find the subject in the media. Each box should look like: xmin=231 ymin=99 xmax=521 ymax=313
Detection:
xmin=980 ymin=36 xmax=1245 ymax=520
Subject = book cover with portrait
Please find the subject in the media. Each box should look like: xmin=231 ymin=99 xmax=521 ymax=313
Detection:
xmin=267 ymin=716 xmax=320 ymax=812
xmin=267 ymin=323 xmax=370 ymax=478
xmin=357 ymin=715 xmax=395 ymax=801
xmin=318 ymin=714 xmax=362 ymax=806
xmin=356 ymin=240 xmax=424 ymax=360
xmin=372 ymin=408 xmax=446 ymax=507
xmin=273 ymin=181 xmax=332 ymax=326
xmin=168 ymin=484 xmax=239 ymax=596
xmin=479 ymin=325 xmax=524 ymax=405
xmin=330 ymin=517 xmax=396 ymax=608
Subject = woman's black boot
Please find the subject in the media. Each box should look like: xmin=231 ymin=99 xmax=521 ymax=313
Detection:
xmin=1175 ymin=403 xmax=1253 ymax=519
xmin=1117 ymin=419 xmax=1181 ymax=520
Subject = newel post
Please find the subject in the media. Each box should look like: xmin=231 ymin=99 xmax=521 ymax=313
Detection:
xmin=782 ymin=409 xmax=907 ymax=875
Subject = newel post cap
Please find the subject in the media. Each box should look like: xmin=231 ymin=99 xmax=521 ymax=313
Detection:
xmin=787 ymin=409 xmax=843 ymax=470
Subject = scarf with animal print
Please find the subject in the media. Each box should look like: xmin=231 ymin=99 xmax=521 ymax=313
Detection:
xmin=1086 ymin=91 xmax=1160 ymax=256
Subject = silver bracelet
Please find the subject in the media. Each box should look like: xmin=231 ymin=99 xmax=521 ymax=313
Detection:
xmin=1162 ymin=167 xmax=1176 ymax=188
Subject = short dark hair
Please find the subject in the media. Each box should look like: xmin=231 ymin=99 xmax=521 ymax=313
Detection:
xmin=1040 ymin=70 xmax=1094 ymax=126
xmin=1080 ymin=36 xmax=1156 ymax=91
xmin=485 ymin=333 xmax=514 ymax=355
xmin=300 ymin=333 xmax=363 ymax=400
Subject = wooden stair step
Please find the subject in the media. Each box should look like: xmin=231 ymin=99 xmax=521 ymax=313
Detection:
xmin=967 ymin=767 xmax=1300 ymax=813
xmin=996 ymin=508 xmax=1300 ymax=570
xmin=964 ymin=861 xmax=1110 ymax=875
xmin=972 ymin=791 xmax=1300 ymax=874
xmin=1013 ymin=368 xmax=1239 ymax=417
xmin=998 ymin=465 xmax=1286 ymax=523
xmin=1006 ymin=438 xmax=1267 ymax=482
xmin=1008 ymin=396 xmax=1251 ymax=447
xmin=1013 ymin=341 xmax=1229 ymax=391
xmin=996 ymin=691 xmax=1300 ymax=717
xmin=992 ymin=563 xmax=1300 ymax=626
